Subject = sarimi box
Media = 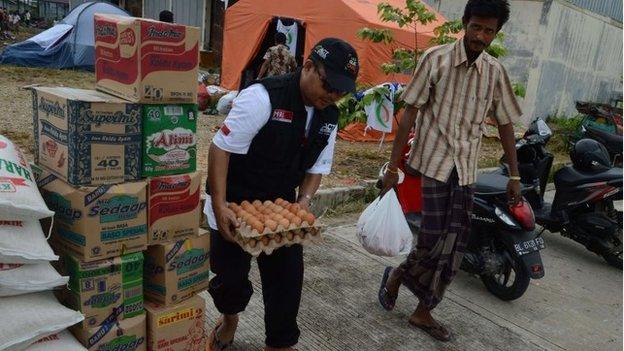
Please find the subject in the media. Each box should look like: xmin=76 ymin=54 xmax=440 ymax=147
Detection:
xmin=72 ymin=314 xmax=146 ymax=351
xmin=94 ymin=14 xmax=199 ymax=103
xmin=62 ymin=252 xmax=144 ymax=329
xmin=32 ymin=87 xmax=141 ymax=186
xmin=39 ymin=172 xmax=148 ymax=262
xmin=145 ymin=295 xmax=206 ymax=351
xmin=147 ymin=172 xmax=200 ymax=245
xmin=143 ymin=231 xmax=210 ymax=305
xmin=142 ymin=104 xmax=197 ymax=177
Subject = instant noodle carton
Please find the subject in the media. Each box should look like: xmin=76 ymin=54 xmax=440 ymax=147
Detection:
xmin=72 ymin=314 xmax=146 ymax=351
xmin=62 ymin=252 xmax=144 ymax=329
xmin=94 ymin=14 xmax=199 ymax=103
xmin=143 ymin=231 xmax=210 ymax=305
xmin=142 ymin=104 xmax=197 ymax=177
xmin=145 ymin=295 xmax=206 ymax=351
xmin=147 ymin=172 xmax=200 ymax=245
xmin=39 ymin=172 xmax=147 ymax=262
xmin=32 ymin=87 xmax=142 ymax=186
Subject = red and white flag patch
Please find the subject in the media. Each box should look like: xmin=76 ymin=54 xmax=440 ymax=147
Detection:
xmin=220 ymin=124 xmax=231 ymax=136
xmin=271 ymin=109 xmax=294 ymax=123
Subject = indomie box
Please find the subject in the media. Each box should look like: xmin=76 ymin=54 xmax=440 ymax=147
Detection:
xmin=143 ymin=232 xmax=210 ymax=305
xmin=39 ymin=173 xmax=148 ymax=262
xmin=142 ymin=104 xmax=197 ymax=177
xmin=95 ymin=14 xmax=199 ymax=103
xmin=145 ymin=295 xmax=206 ymax=351
xmin=63 ymin=252 xmax=144 ymax=329
xmin=148 ymin=172 xmax=200 ymax=245
xmin=72 ymin=314 xmax=146 ymax=351
xmin=32 ymin=87 xmax=141 ymax=186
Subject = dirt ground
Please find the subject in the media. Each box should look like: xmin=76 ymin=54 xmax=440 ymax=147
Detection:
xmin=0 ymin=62 xmax=531 ymax=189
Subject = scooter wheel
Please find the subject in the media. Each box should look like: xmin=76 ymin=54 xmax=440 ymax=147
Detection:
xmin=602 ymin=227 xmax=622 ymax=269
xmin=480 ymin=254 xmax=531 ymax=301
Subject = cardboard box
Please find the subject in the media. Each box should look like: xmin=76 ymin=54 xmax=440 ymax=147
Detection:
xmin=62 ymin=252 xmax=144 ymax=329
xmin=148 ymin=172 xmax=200 ymax=245
xmin=39 ymin=173 xmax=148 ymax=262
xmin=145 ymin=295 xmax=206 ymax=351
xmin=95 ymin=14 xmax=199 ymax=103
xmin=142 ymin=104 xmax=197 ymax=177
xmin=72 ymin=314 xmax=146 ymax=351
xmin=143 ymin=232 xmax=210 ymax=305
xmin=32 ymin=87 xmax=142 ymax=186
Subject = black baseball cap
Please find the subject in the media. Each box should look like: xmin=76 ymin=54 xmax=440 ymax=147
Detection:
xmin=309 ymin=38 xmax=359 ymax=93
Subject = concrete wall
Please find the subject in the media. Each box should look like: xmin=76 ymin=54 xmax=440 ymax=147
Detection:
xmin=423 ymin=0 xmax=623 ymax=122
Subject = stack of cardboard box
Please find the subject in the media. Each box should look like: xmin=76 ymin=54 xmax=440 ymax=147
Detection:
xmin=32 ymin=14 xmax=208 ymax=351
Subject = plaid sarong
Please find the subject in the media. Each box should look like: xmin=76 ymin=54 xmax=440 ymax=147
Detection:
xmin=396 ymin=170 xmax=474 ymax=309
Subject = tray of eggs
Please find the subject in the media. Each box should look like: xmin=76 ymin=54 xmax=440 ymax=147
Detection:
xmin=228 ymin=198 xmax=323 ymax=256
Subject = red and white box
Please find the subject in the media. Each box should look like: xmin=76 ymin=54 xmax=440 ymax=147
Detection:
xmin=94 ymin=14 xmax=199 ymax=103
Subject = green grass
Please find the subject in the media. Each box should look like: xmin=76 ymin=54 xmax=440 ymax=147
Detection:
xmin=324 ymin=184 xmax=379 ymax=218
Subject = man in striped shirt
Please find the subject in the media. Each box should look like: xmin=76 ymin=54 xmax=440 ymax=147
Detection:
xmin=379 ymin=0 xmax=522 ymax=342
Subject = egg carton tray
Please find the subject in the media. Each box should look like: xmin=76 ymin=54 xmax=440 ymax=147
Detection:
xmin=234 ymin=220 xmax=324 ymax=256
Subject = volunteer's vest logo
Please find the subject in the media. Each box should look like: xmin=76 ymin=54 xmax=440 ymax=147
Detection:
xmin=83 ymin=110 xmax=140 ymax=127
xmin=39 ymin=97 xmax=65 ymax=119
xmin=99 ymin=335 xmax=145 ymax=351
xmin=169 ymin=248 xmax=209 ymax=274
xmin=319 ymin=123 xmax=336 ymax=136
xmin=271 ymin=109 xmax=293 ymax=123
xmin=89 ymin=195 xmax=147 ymax=223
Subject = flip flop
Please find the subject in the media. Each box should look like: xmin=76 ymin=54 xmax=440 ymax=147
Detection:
xmin=207 ymin=317 xmax=234 ymax=351
xmin=408 ymin=319 xmax=451 ymax=342
xmin=378 ymin=266 xmax=398 ymax=311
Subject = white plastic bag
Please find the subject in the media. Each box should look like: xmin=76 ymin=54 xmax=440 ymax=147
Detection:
xmin=25 ymin=330 xmax=87 ymax=351
xmin=357 ymin=189 xmax=413 ymax=257
xmin=216 ymin=91 xmax=238 ymax=115
xmin=0 ymin=291 xmax=84 ymax=351
xmin=0 ymin=219 xmax=58 ymax=264
xmin=0 ymin=262 xmax=68 ymax=297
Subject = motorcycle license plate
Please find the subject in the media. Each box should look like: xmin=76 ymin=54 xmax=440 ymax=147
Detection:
xmin=514 ymin=237 xmax=545 ymax=256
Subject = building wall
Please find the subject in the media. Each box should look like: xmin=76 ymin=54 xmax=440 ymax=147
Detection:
xmin=423 ymin=0 xmax=623 ymax=121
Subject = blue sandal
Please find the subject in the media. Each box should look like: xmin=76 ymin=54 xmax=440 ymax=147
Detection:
xmin=378 ymin=266 xmax=398 ymax=311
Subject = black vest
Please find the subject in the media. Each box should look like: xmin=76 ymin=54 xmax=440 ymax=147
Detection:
xmin=219 ymin=70 xmax=338 ymax=203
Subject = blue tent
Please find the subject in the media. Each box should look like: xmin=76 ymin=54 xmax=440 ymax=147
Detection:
xmin=0 ymin=2 xmax=129 ymax=70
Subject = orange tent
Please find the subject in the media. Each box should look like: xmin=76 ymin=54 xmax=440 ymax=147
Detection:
xmin=220 ymin=0 xmax=449 ymax=90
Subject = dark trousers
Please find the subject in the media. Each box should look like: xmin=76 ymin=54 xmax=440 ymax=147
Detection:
xmin=208 ymin=229 xmax=304 ymax=348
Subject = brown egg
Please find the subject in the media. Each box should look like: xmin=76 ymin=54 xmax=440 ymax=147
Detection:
xmin=278 ymin=218 xmax=290 ymax=228
xmin=290 ymin=203 xmax=301 ymax=214
xmin=296 ymin=209 xmax=307 ymax=218
xmin=284 ymin=212 xmax=295 ymax=221
xmin=241 ymin=202 xmax=254 ymax=212
xmin=275 ymin=197 xmax=285 ymax=205
xmin=290 ymin=216 xmax=302 ymax=226
xmin=273 ymin=234 xmax=283 ymax=244
xmin=241 ymin=200 xmax=251 ymax=207
xmin=252 ymin=200 xmax=262 ymax=209
xmin=263 ymin=200 xmax=273 ymax=207
xmin=251 ymin=220 xmax=264 ymax=234
xmin=286 ymin=232 xmax=295 ymax=241
xmin=280 ymin=209 xmax=291 ymax=217
xmin=265 ymin=219 xmax=278 ymax=232
xmin=303 ymin=212 xmax=315 ymax=225
xmin=247 ymin=238 xmax=257 ymax=248
xmin=269 ymin=213 xmax=281 ymax=222
xmin=255 ymin=213 xmax=266 ymax=222
xmin=261 ymin=236 xmax=271 ymax=246
xmin=261 ymin=207 xmax=272 ymax=215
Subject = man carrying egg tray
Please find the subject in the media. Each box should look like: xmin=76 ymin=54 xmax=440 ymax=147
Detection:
xmin=204 ymin=38 xmax=359 ymax=351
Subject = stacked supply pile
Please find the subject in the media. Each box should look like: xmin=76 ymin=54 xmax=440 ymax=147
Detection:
xmin=94 ymin=14 xmax=208 ymax=351
xmin=0 ymin=135 xmax=85 ymax=351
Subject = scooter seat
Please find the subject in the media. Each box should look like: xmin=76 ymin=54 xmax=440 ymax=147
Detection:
xmin=585 ymin=125 xmax=623 ymax=153
xmin=554 ymin=165 xmax=623 ymax=188
xmin=474 ymin=172 xmax=533 ymax=196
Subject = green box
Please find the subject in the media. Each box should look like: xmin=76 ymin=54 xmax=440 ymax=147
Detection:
xmin=142 ymin=104 xmax=197 ymax=177
xmin=64 ymin=252 xmax=144 ymax=329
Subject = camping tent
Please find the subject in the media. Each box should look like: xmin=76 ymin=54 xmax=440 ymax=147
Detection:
xmin=0 ymin=2 xmax=128 ymax=70
xmin=221 ymin=0 xmax=449 ymax=90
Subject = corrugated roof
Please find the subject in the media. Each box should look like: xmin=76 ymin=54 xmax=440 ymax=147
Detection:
xmin=565 ymin=0 xmax=621 ymax=22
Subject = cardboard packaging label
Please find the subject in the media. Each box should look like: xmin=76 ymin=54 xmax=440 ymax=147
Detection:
xmin=143 ymin=232 xmax=210 ymax=305
xmin=95 ymin=14 xmax=199 ymax=103
xmin=145 ymin=295 xmax=206 ymax=351
xmin=142 ymin=104 xmax=197 ymax=177
xmin=63 ymin=252 xmax=144 ymax=329
xmin=72 ymin=314 xmax=147 ymax=351
xmin=148 ymin=172 xmax=200 ymax=245
xmin=39 ymin=173 xmax=148 ymax=262
xmin=32 ymin=87 xmax=142 ymax=186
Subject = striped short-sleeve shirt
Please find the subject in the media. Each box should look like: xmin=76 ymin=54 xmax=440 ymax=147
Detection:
xmin=402 ymin=38 xmax=522 ymax=186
